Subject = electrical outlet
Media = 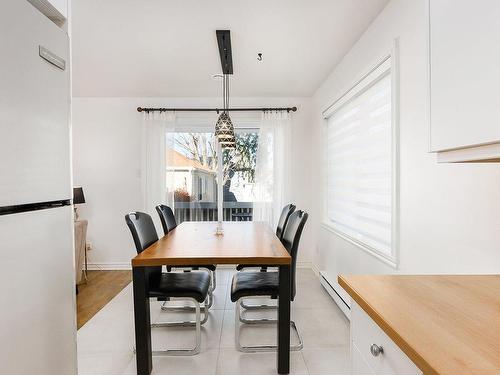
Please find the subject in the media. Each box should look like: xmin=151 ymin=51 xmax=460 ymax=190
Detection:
xmin=86 ymin=242 xmax=93 ymax=251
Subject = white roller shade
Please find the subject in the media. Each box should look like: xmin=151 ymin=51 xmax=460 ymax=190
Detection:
xmin=325 ymin=62 xmax=393 ymax=257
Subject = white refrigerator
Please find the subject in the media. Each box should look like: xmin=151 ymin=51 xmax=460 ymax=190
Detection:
xmin=0 ymin=1 xmax=77 ymax=374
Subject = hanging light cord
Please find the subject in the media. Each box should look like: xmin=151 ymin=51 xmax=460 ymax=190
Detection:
xmin=222 ymin=74 xmax=229 ymax=113
xmin=221 ymin=74 xmax=225 ymax=111
xmin=225 ymin=74 xmax=230 ymax=112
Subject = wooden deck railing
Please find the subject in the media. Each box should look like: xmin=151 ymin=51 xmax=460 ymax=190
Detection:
xmin=173 ymin=202 xmax=253 ymax=223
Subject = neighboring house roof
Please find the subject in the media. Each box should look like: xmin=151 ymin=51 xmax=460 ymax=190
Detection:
xmin=167 ymin=149 xmax=215 ymax=173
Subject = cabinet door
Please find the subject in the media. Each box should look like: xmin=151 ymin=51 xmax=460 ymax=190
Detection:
xmin=430 ymin=0 xmax=500 ymax=151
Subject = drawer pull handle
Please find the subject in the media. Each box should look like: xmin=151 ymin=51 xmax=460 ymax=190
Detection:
xmin=370 ymin=344 xmax=384 ymax=357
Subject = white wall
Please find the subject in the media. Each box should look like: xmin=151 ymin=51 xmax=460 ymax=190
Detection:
xmin=311 ymin=0 xmax=500 ymax=301
xmin=72 ymin=97 xmax=313 ymax=269
xmin=73 ymin=0 xmax=500 ymax=283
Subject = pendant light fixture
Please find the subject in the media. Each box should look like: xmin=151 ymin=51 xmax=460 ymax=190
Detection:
xmin=215 ymin=30 xmax=236 ymax=149
xmin=215 ymin=74 xmax=236 ymax=149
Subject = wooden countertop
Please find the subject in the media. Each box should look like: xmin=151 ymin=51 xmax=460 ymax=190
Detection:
xmin=132 ymin=221 xmax=291 ymax=267
xmin=338 ymin=275 xmax=500 ymax=375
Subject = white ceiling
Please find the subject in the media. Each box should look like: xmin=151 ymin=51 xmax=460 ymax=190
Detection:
xmin=72 ymin=0 xmax=389 ymax=97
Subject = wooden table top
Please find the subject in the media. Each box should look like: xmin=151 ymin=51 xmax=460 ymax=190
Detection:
xmin=132 ymin=221 xmax=291 ymax=267
xmin=338 ymin=274 xmax=500 ymax=375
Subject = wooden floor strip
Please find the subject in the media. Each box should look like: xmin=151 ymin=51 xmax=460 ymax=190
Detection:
xmin=76 ymin=270 xmax=131 ymax=329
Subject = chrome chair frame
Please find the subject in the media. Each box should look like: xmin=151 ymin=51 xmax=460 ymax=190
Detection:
xmin=153 ymin=296 xmax=209 ymax=328
xmin=134 ymin=297 xmax=208 ymax=356
xmin=234 ymin=296 xmax=303 ymax=353
xmin=240 ymin=295 xmax=277 ymax=310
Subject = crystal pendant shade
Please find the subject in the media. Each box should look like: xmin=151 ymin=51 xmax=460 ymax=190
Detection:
xmin=215 ymin=112 xmax=236 ymax=148
xmin=215 ymin=112 xmax=233 ymax=138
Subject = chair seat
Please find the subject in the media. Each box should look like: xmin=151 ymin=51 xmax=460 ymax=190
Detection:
xmin=231 ymin=272 xmax=279 ymax=302
xmin=149 ymin=271 xmax=210 ymax=303
xmin=166 ymin=265 xmax=217 ymax=272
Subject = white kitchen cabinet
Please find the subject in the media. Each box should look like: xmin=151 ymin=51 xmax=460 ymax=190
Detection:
xmin=350 ymin=302 xmax=422 ymax=375
xmin=430 ymin=0 xmax=500 ymax=161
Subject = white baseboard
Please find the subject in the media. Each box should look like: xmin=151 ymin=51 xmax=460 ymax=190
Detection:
xmin=88 ymin=261 xmax=313 ymax=271
xmin=87 ymin=262 xmax=132 ymax=271
xmin=319 ymin=271 xmax=351 ymax=320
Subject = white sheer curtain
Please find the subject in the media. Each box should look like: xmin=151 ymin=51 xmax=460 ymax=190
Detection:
xmin=141 ymin=111 xmax=176 ymax=221
xmin=253 ymin=110 xmax=292 ymax=228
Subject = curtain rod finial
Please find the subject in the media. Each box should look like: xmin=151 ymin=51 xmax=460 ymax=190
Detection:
xmin=291 ymin=106 xmax=297 ymax=112
xmin=137 ymin=107 xmax=143 ymax=112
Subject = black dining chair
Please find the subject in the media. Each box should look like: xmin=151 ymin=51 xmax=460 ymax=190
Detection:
xmin=155 ymin=205 xmax=217 ymax=311
xmin=230 ymin=210 xmax=308 ymax=352
xmin=235 ymin=203 xmax=295 ymax=273
xmin=276 ymin=203 xmax=296 ymax=241
xmin=155 ymin=204 xmax=178 ymax=233
xmin=125 ymin=211 xmax=211 ymax=355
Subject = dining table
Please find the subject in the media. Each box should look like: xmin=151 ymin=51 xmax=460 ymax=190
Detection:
xmin=131 ymin=221 xmax=292 ymax=374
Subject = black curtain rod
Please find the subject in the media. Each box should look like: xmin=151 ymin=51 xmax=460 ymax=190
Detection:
xmin=137 ymin=106 xmax=297 ymax=113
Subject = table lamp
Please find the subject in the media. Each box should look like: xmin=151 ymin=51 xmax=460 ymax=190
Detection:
xmin=73 ymin=187 xmax=86 ymax=221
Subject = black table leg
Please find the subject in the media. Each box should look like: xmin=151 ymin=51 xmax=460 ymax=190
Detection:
xmin=277 ymin=264 xmax=291 ymax=374
xmin=133 ymin=266 xmax=152 ymax=375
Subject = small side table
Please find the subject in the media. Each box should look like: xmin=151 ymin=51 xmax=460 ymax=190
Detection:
xmin=74 ymin=220 xmax=88 ymax=285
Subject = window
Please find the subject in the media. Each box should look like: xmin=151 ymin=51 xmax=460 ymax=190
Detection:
xmin=323 ymin=54 xmax=398 ymax=264
xmin=167 ymin=131 xmax=217 ymax=206
xmin=198 ymin=176 xmax=203 ymax=200
xmin=223 ymin=130 xmax=258 ymax=221
xmin=166 ymin=128 xmax=259 ymax=223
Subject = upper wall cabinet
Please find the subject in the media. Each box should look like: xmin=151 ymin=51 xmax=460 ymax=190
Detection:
xmin=430 ymin=0 xmax=500 ymax=162
xmin=27 ymin=0 xmax=67 ymax=27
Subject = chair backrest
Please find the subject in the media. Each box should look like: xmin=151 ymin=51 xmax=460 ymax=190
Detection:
xmin=281 ymin=210 xmax=308 ymax=300
xmin=125 ymin=211 xmax=162 ymax=281
xmin=276 ymin=204 xmax=296 ymax=241
xmin=155 ymin=204 xmax=177 ymax=235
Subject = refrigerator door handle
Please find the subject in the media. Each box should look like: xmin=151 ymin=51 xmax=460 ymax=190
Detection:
xmin=39 ymin=45 xmax=66 ymax=70
xmin=0 ymin=199 xmax=71 ymax=216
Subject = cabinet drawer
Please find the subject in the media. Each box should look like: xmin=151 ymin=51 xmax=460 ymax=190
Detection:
xmin=351 ymin=302 xmax=422 ymax=375
xmin=352 ymin=343 xmax=376 ymax=375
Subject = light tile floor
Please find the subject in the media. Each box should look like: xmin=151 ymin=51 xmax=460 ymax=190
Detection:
xmin=77 ymin=268 xmax=350 ymax=375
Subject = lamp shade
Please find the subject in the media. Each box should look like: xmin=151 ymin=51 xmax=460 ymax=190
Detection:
xmin=73 ymin=187 xmax=86 ymax=204
xmin=215 ymin=112 xmax=235 ymax=141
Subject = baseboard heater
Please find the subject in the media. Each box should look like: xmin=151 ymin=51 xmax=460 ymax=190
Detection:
xmin=319 ymin=271 xmax=351 ymax=320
